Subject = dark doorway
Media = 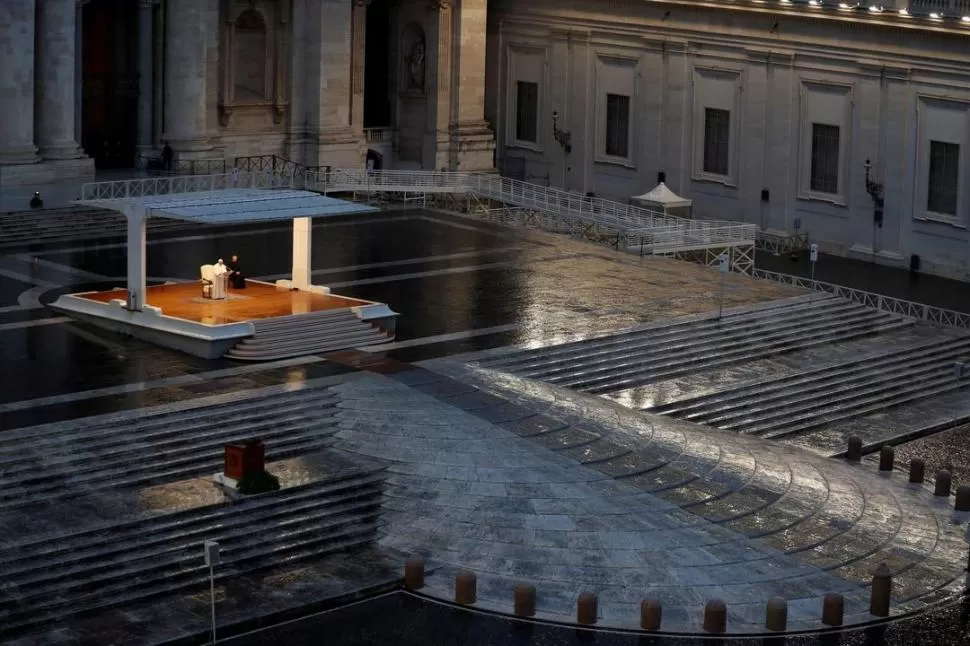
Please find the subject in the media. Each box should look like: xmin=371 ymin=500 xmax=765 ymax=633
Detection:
xmin=366 ymin=149 xmax=383 ymax=170
xmin=81 ymin=0 xmax=139 ymax=169
xmin=364 ymin=0 xmax=393 ymax=128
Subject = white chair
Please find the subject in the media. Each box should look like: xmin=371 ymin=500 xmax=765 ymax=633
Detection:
xmin=200 ymin=264 xmax=215 ymax=298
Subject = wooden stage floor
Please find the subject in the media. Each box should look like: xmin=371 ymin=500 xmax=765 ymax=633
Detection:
xmin=78 ymin=280 xmax=369 ymax=325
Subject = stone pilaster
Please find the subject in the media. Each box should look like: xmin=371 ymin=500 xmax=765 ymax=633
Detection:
xmin=351 ymin=0 xmax=368 ymax=132
xmin=0 ymin=0 xmax=40 ymax=165
xmin=162 ymin=0 xmax=212 ymax=156
xmin=447 ymin=0 xmax=494 ymax=171
xmin=36 ymin=0 xmax=84 ymax=159
xmin=137 ymin=0 xmax=155 ymax=152
xmin=305 ymin=0 xmax=364 ymax=167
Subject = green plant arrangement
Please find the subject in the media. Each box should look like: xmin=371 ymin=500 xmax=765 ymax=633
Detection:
xmin=235 ymin=470 xmax=281 ymax=495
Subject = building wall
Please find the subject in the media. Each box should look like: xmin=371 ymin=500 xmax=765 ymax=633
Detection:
xmin=486 ymin=0 xmax=970 ymax=280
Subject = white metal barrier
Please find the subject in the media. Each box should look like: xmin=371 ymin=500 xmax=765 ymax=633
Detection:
xmin=753 ymin=268 xmax=970 ymax=330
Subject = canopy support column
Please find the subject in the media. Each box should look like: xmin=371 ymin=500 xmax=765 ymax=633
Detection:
xmin=125 ymin=205 xmax=148 ymax=311
xmin=292 ymin=216 xmax=312 ymax=290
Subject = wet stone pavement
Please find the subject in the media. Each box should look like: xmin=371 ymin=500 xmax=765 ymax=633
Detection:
xmin=0 ymin=207 xmax=969 ymax=644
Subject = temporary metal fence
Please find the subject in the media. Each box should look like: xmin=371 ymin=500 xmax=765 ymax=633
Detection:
xmin=753 ymin=268 xmax=970 ymax=329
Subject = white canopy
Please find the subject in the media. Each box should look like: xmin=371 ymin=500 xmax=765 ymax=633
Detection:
xmin=631 ymin=182 xmax=692 ymax=208
xmin=76 ymin=189 xmax=378 ymax=224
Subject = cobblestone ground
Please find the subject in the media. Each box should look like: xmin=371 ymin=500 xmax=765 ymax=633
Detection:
xmin=326 ymin=365 xmax=970 ymax=634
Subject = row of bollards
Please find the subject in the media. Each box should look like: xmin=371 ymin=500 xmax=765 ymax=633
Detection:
xmin=845 ymin=437 xmax=970 ymax=511
xmin=402 ymin=557 xmax=895 ymax=633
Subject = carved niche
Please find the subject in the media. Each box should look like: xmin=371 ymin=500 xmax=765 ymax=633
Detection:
xmin=218 ymin=0 xmax=289 ymax=127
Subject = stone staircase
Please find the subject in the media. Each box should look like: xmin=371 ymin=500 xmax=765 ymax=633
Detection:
xmin=0 ymin=384 xmax=342 ymax=508
xmin=0 ymin=467 xmax=385 ymax=637
xmin=0 ymin=205 xmax=190 ymax=248
xmin=225 ymin=308 xmax=393 ymax=361
xmin=646 ymin=336 xmax=970 ymax=439
xmin=481 ymin=295 xmax=911 ymax=395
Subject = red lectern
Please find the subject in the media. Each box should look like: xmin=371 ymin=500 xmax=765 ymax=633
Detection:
xmin=224 ymin=440 xmax=265 ymax=480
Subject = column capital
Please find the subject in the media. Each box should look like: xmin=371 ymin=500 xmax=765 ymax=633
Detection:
xmin=427 ymin=0 xmax=451 ymax=11
xmin=353 ymin=0 xmax=371 ymax=7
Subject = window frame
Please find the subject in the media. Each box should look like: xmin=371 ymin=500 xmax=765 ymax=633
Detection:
xmin=690 ymin=67 xmax=741 ymax=186
xmin=926 ymin=140 xmax=960 ymax=218
xmin=505 ymin=45 xmax=546 ymax=153
xmin=797 ymin=80 xmax=853 ymax=206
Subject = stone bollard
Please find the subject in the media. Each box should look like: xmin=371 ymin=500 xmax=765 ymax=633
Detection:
xmin=640 ymin=599 xmax=662 ymax=631
xmin=765 ymin=597 xmax=788 ymax=632
xmin=870 ymin=564 xmax=892 ymax=617
xmin=909 ymin=459 xmax=925 ymax=484
xmin=822 ymin=592 xmax=844 ymax=627
xmin=513 ymin=584 xmax=536 ymax=617
xmin=703 ymin=599 xmax=727 ymax=634
xmin=879 ymin=445 xmax=895 ymax=472
xmin=576 ymin=591 xmax=598 ymax=625
xmin=935 ymin=471 xmax=952 ymax=497
xmin=956 ymin=486 xmax=970 ymax=512
xmin=847 ymin=437 xmax=863 ymax=462
xmin=404 ymin=558 xmax=425 ymax=590
xmin=455 ymin=570 xmax=477 ymax=605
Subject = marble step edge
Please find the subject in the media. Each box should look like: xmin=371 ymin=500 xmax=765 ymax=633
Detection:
xmin=234 ymin=326 xmax=386 ymax=351
xmin=492 ymin=297 xmax=854 ymax=371
xmin=0 ymin=494 xmax=381 ymax=588
xmin=0 ymin=403 xmax=340 ymax=461
xmin=0 ymin=524 xmax=381 ymax=634
xmin=0 ymin=436 xmax=340 ymax=510
xmin=1 ymin=376 xmax=344 ymax=436
xmin=538 ymin=307 xmax=895 ymax=384
xmin=694 ymin=364 xmax=963 ymax=426
xmin=652 ymin=336 xmax=970 ymax=415
xmin=1 ymin=421 xmax=342 ymax=493
xmin=0 ymin=466 xmax=387 ymax=560
xmin=575 ymin=319 xmax=912 ymax=394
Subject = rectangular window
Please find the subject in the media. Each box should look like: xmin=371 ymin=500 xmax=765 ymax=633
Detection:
xmin=702 ymin=108 xmax=731 ymax=176
xmin=515 ymin=81 xmax=538 ymax=143
xmin=605 ymin=93 xmax=630 ymax=158
xmin=927 ymin=140 xmax=959 ymax=216
xmin=810 ymin=123 xmax=841 ymax=195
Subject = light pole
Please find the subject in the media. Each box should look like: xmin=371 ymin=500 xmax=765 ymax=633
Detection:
xmin=552 ymin=111 xmax=572 ymax=189
xmin=204 ymin=541 xmax=220 ymax=644
xmin=864 ymin=158 xmax=884 ymax=228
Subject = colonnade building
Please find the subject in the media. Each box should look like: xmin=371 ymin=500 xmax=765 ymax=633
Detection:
xmin=2 ymin=0 xmax=969 ymax=279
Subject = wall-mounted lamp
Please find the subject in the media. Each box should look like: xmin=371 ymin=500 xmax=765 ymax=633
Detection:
xmin=552 ymin=111 xmax=572 ymax=154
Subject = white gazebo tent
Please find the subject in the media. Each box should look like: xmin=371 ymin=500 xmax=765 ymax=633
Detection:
xmin=631 ymin=182 xmax=693 ymax=219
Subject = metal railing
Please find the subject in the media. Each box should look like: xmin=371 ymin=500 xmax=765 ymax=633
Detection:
xmin=756 ymin=231 xmax=811 ymax=255
xmin=233 ymin=155 xmax=328 ymax=178
xmin=79 ymin=170 xmax=293 ymax=200
xmin=753 ymin=268 xmax=970 ymax=329
xmin=310 ymin=168 xmax=757 ymax=249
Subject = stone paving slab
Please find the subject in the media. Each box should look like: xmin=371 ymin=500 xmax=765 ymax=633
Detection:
xmin=393 ymin=358 xmax=970 ymax=633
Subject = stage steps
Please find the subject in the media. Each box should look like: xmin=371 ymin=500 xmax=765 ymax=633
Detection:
xmin=0 ymin=384 xmax=343 ymax=509
xmin=480 ymin=296 xmax=911 ymax=395
xmin=0 ymin=467 xmax=386 ymax=637
xmin=645 ymin=336 xmax=970 ymax=439
xmin=225 ymin=308 xmax=392 ymax=361
xmin=0 ymin=205 xmax=190 ymax=248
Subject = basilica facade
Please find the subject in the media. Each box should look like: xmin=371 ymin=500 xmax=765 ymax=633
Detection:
xmin=486 ymin=0 xmax=970 ymax=279
xmin=2 ymin=0 xmax=970 ymax=278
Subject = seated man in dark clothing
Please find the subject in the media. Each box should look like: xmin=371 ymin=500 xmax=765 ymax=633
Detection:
xmin=227 ymin=254 xmax=246 ymax=289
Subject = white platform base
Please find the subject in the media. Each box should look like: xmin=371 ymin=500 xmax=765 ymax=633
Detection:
xmin=213 ymin=473 xmax=240 ymax=490
xmin=274 ymin=279 xmax=331 ymax=294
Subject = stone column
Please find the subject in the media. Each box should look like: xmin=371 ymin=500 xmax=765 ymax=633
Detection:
xmin=126 ymin=205 xmax=148 ymax=311
xmin=36 ymin=0 xmax=84 ymax=159
xmin=0 ymin=0 xmax=40 ymax=165
xmin=291 ymin=217 xmax=312 ymax=290
xmin=351 ymin=0 xmax=368 ymax=131
xmin=424 ymin=0 xmax=453 ymax=170
xmin=137 ymin=0 xmax=155 ymax=153
xmin=163 ymin=0 xmax=211 ymax=155
xmin=75 ymin=0 xmax=85 ymax=145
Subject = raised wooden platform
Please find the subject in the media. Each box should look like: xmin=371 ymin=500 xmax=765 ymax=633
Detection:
xmin=78 ymin=280 xmax=369 ymax=325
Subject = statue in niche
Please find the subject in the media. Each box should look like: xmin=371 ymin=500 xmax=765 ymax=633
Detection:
xmin=406 ymin=36 xmax=426 ymax=91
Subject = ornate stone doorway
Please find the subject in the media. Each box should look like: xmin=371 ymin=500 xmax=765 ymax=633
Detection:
xmin=81 ymin=0 xmax=139 ymax=169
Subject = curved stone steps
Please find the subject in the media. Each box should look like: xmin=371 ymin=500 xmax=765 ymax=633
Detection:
xmin=226 ymin=310 xmax=391 ymax=361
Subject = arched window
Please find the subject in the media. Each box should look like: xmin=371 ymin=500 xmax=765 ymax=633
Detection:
xmin=234 ymin=9 xmax=267 ymax=101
